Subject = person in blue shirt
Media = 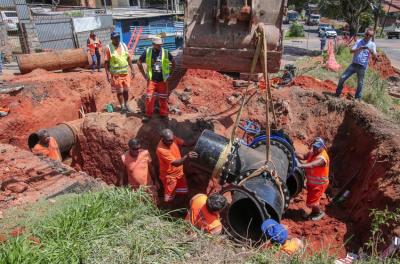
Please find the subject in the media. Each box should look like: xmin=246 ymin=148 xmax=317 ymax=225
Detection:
xmin=335 ymin=28 xmax=378 ymax=99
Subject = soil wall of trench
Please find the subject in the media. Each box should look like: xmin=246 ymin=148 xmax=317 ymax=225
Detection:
xmin=70 ymin=88 xmax=400 ymax=250
xmin=274 ymin=89 xmax=400 ymax=248
xmin=0 ymin=69 xmax=146 ymax=148
xmin=2 ymin=66 xmax=399 ymax=252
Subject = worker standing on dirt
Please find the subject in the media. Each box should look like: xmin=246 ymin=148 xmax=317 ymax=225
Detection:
xmin=335 ymin=28 xmax=378 ymax=100
xmin=186 ymin=193 xmax=227 ymax=234
xmin=104 ymin=32 xmax=135 ymax=114
xmin=137 ymin=37 xmax=176 ymax=123
xmin=87 ymin=31 xmax=102 ymax=72
xmin=156 ymin=129 xmax=197 ymax=205
xmin=120 ymin=138 xmax=158 ymax=194
xmin=296 ymin=137 xmax=330 ymax=221
xmin=31 ymin=129 xmax=62 ymax=162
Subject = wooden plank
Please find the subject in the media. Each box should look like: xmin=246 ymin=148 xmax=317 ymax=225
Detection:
xmin=182 ymin=47 xmax=281 ymax=73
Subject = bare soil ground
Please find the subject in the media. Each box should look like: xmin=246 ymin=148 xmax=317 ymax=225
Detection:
xmin=1 ymin=67 xmax=399 ymax=257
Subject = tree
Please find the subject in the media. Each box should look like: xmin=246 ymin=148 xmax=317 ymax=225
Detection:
xmin=320 ymin=0 xmax=379 ymax=35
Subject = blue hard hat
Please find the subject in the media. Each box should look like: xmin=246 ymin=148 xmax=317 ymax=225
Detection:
xmin=312 ymin=137 xmax=326 ymax=149
xmin=110 ymin=31 xmax=120 ymax=39
xmin=261 ymin=219 xmax=288 ymax=245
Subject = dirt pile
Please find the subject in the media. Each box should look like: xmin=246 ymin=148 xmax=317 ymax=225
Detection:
xmin=291 ymin=76 xmax=352 ymax=96
xmin=0 ymin=68 xmax=240 ymax=149
xmin=0 ymin=69 xmax=146 ymax=148
xmin=272 ymin=88 xmax=400 ymax=252
xmin=0 ymin=144 xmax=104 ymax=210
xmin=370 ymin=53 xmax=396 ymax=79
xmin=1 ymin=67 xmax=400 ymax=255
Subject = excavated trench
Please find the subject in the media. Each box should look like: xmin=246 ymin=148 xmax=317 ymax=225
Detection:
xmin=23 ymin=88 xmax=400 ymax=253
xmin=2 ymin=68 xmax=399 ymax=253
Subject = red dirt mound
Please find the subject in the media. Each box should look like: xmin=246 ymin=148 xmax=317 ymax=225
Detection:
xmin=291 ymin=76 xmax=352 ymax=95
xmin=370 ymin=53 xmax=396 ymax=79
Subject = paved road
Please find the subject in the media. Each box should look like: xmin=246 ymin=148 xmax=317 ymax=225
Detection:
xmin=282 ymin=24 xmax=400 ymax=69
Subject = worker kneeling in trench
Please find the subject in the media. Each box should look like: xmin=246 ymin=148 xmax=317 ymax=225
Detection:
xmin=31 ymin=129 xmax=62 ymax=162
xmin=186 ymin=193 xmax=227 ymax=235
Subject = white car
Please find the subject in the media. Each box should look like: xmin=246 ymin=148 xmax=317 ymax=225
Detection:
xmin=0 ymin=11 xmax=19 ymax=32
xmin=319 ymin=25 xmax=337 ymax=38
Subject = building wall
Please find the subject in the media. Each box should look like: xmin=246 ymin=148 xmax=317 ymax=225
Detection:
xmin=111 ymin=0 xmax=130 ymax=8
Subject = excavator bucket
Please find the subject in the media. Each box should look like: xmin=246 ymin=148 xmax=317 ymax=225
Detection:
xmin=183 ymin=0 xmax=286 ymax=73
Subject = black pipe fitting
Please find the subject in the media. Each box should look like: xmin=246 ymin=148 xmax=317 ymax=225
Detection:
xmin=192 ymin=130 xmax=304 ymax=241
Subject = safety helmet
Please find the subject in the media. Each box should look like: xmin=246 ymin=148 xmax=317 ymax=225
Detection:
xmin=110 ymin=31 xmax=120 ymax=39
xmin=312 ymin=137 xmax=326 ymax=150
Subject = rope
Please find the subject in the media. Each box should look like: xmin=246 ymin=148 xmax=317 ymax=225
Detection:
xmin=212 ymin=26 xmax=277 ymax=180
xmin=238 ymin=160 xmax=286 ymax=212
xmin=211 ymin=30 xmax=263 ymax=179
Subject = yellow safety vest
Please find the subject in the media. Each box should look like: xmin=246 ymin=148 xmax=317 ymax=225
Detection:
xmin=146 ymin=47 xmax=170 ymax=81
xmin=109 ymin=43 xmax=129 ymax=75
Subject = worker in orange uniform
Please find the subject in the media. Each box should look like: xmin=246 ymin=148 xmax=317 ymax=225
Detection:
xmin=104 ymin=32 xmax=135 ymax=114
xmin=137 ymin=37 xmax=176 ymax=122
xmin=31 ymin=129 xmax=62 ymax=161
xmin=296 ymin=137 xmax=330 ymax=221
xmin=156 ymin=129 xmax=197 ymax=205
xmin=87 ymin=31 xmax=102 ymax=72
xmin=120 ymin=138 xmax=158 ymax=193
xmin=186 ymin=193 xmax=227 ymax=234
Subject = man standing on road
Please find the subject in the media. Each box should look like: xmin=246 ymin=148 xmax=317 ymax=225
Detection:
xmin=137 ymin=37 xmax=176 ymax=122
xmin=335 ymin=28 xmax=378 ymax=100
xmin=104 ymin=32 xmax=135 ymax=114
xmin=87 ymin=31 xmax=102 ymax=72
xmin=156 ymin=129 xmax=197 ymax=206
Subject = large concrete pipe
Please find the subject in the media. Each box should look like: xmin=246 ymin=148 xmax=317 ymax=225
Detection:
xmin=28 ymin=119 xmax=83 ymax=154
xmin=191 ymin=130 xmax=304 ymax=242
xmin=17 ymin=48 xmax=89 ymax=74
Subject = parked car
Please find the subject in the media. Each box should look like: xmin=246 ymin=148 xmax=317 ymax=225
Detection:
xmin=307 ymin=14 xmax=320 ymax=26
xmin=287 ymin=11 xmax=299 ymax=23
xmin=0 ymin=11 xmax=19 ymax=32
xmin=319 ymin=24 xmax=337 ymax=38
xmin=385 ymin=21 xmax=400 ymax=39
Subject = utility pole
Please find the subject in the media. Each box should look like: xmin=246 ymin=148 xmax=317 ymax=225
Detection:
xmin=380 ymin=0 xmax=393 ymax=37
xmin=373 ymin=0 xmax=383 ymax=40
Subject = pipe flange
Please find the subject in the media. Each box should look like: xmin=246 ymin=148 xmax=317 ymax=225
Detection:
xmin=252 ymin=140 xmax=294 ymax=178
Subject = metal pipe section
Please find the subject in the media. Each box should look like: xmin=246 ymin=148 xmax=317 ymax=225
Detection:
xmin=192 ymin=129 xmax=304 ymax=242
xmin=28 ymin=120 xmax=83 ymax=154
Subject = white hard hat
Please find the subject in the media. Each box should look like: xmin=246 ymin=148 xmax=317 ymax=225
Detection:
xmin=152 ymin=37 xmax=163 ymax=45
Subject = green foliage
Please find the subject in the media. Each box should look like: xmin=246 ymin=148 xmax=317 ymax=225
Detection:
xmin=0 ymin=188 xmax=195 ymax=264
xmin=288 ymin=4 xmax=296 ymax=11
xmin=286 ymin=22 xmax=305 ymax=38
xmin=0 ymin=188 xmax=399 ymax=263
xmin=359 ymin=12 xmax=374 ymax=32
xmin=366 ymin=208 xmax=400 ymax=256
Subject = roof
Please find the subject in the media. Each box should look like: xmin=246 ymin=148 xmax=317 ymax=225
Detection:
xmin=111 ymin=8 xmax=183 ymax=20
xmin=383 ymin=0 xmax=400 ymax=13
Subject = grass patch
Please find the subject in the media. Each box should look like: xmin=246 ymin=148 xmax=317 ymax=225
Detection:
xmin=295 ymin=46 xmax=400 ymax=123
xmin=0 ymin=188 xmax=398 ymax=263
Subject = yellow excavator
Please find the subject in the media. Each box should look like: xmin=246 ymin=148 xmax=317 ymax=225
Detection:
xmin=183 ymin=0 xmax=286 ymax=73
